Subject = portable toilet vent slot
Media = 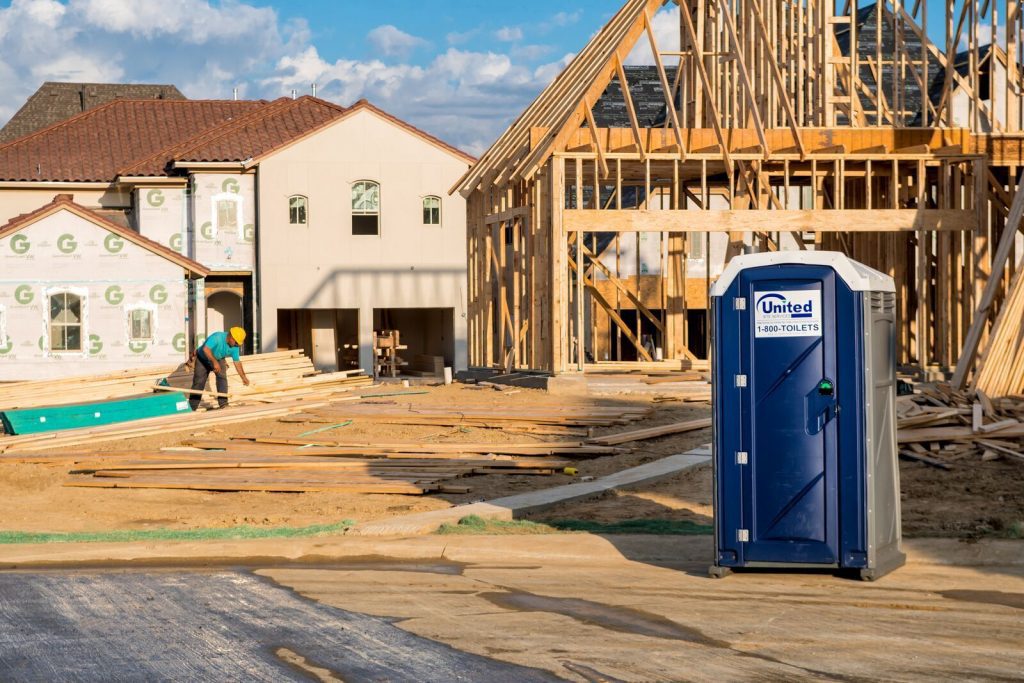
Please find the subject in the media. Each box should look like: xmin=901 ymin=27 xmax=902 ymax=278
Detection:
xmin=709 ymin=251 xmax=905 ymax=581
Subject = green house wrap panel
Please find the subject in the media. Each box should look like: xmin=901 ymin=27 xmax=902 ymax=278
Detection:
xmin=1 ymin=393 xmax=192 ymax=435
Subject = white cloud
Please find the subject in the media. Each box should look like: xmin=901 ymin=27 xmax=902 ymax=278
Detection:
xmin=263 ymin=45 xmax=567 ymax=155
xmin=551 ymin=10 xmax=583 ymax=27
xmin=0 ymin=0 xmax=575 ymax=156
xmin=366 ymin=24 xmax=429 ymax=58
xmin=446 ymin=28 xmax=478 ymax=46
xmin=512 ymin=44 xmax=555 ymax=61
xmin=495 ymin=26 xmax=523 ymax=42
xmin=624 ymin=7 xmax=679 ymax=65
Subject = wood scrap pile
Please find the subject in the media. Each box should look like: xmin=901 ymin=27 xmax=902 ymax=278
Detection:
xmin=159 ymin=350 xmax=371 ymax=406
xmin=62 ymin=447 xmax=575 ymax=495
xmin=0 ymin=397 xmax=334 ymax=454
xmin=0 ymin=350 xmax=371 ymax=412
xmin=308 ymin=402 xmax=656 ymax=436
xmin=52 ymin=414 xmax=713 ymax=495
xmin=897 ymin=384 xmax=1024 ymax=469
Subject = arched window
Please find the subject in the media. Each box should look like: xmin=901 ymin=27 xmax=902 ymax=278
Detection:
xmin=423 ymin=196 xmax=441 ymax=225
xmin=352 ymin=180 xmax=380 ymax=235
xmin=289 ymin=195 xmax=308 ymax=225
xmin=49 ymin=290 xmax=84 ymax=351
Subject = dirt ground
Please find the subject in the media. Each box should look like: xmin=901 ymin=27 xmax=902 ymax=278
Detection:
xmin=0 ymin=383 xmax=1021 ymax=538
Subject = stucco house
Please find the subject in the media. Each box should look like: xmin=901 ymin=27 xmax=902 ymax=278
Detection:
xmin=0 ymin=88 xmax=472 ymax=380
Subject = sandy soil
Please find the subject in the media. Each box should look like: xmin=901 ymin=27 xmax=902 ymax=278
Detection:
xmin=0 ymin=383 xmax=1020 ymax=538
xmin=525 ymin=450 xmax=1024 ymax=538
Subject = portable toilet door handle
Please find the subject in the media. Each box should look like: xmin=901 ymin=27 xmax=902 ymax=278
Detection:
xmin=806 ymin=378 xmax=837 ymax=434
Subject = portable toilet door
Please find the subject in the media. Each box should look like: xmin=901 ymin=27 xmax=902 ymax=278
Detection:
xmin=710 ymin=252 xmax=904 ymax=580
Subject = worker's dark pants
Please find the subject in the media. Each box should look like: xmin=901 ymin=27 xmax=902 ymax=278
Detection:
xmin=190 ymin=355 xmax=228 ymax=411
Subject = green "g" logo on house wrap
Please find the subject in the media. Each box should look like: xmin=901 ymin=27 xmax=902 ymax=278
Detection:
xmin=149 ymin=284 xmax=168 ymax=304
xmin=200 ymin=222 xmax=215 ymax=240
xmin=146 ymin=189 xmax=165 ymax=207
xmin=89 ymin=334 xmax=103 ymax=355
xmin=10 ymin=234 xmax=30 ymax=254
xmin=222 ymin=178 xmax=240 ymax=194
xmin=105 ymin=285 xmax=124 ymax=305
xmin=0 ymin=338 xmax=13 ymax=355
xmin=14 ymin=285 xmax=34 ymax=305
xmin=169 ymin=233 xmax=183 ymax=252
xmin=172 ymin=333 xmax=187 ymax=353
xmin=57 ymin=234 xmax=77 ymax=254
xmin=104 ymin=234 xmax=125 ymax=254
xmin=129 ymin=340 xmax=148 ymax=354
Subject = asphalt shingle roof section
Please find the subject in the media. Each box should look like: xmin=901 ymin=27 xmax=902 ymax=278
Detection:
xmin=0 ymin=99 xmax=265 ymax=182
xmin=0 ymin=82 xmax=186 ymax=143
xmin=592 ymin=66 xmax=679 ymax=129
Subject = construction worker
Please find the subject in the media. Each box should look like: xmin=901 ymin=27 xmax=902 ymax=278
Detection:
xmin=189 ymin=327 xmax=251 ymax=411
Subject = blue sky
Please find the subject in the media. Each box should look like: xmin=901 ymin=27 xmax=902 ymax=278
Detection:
xmin=0 ymin=0 xmax=629 ymax=154
xmin=0 ymin=1 xmax=1004 ymax=155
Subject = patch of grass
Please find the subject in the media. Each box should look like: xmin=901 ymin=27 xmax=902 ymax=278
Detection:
xmin=436 ymin=515 xmax=557 ymax=535
xmin=543 ymin=518 xmax=713 ymax=535
xmin=435 ymin=514 xmax=713 ymax=536
xmin=0 ymin=520 xmax=354 ymax=545
xmin=1004 ymin=521 xmax=1024 ymax=539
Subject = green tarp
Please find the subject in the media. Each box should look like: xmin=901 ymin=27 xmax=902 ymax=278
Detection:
xmin=1 ymin=392 xmax=191 ymax=435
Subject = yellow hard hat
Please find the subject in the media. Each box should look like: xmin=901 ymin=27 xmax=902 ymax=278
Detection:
xmin=229 ymin=326 xmax=247 ymax=345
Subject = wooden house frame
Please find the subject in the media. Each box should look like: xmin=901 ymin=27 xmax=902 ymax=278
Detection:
xmin=455 ymin=0 xmax=1024 ymax=387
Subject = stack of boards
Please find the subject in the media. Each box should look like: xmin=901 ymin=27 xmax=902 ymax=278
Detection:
xmin=897 ymin=384 xmax=1024 ymax=469
xmin=0 ymin=350 xmax=372 ymax=442
xmin=55 ymin=406 xmax=713 ymax=495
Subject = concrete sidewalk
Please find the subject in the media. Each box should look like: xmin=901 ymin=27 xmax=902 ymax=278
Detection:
xmin=350 ymin=446 xmax=712 ymax=536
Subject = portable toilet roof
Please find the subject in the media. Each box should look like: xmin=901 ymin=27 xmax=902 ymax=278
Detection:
xmin=710 ymin=251 xmax=895 ymax=297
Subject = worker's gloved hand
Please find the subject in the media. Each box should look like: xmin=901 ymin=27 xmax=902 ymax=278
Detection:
xmin=242 ymin=378 xmax=251 ymax=386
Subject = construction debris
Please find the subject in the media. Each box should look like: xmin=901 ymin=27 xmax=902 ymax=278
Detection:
xmin=896 ymin=384 xmax=1024 ymax=468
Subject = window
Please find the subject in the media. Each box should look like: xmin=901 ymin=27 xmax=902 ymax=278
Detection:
xmin=423 ymin=196 xmax=441 ymax=225
xmin=351 ymin=180 xmax=380 ymax=235
xmin=289 ymin=195 xmax=308 ymax=225
xmin=212 ymin=193 xmax=242 ymax=235
xmin=128 ymin=307 xmax=154 ymax=341
xmin=49 ymin=291 xmax=83 ymax=352
xmin=687 ymin=232 xmax=707 ymax=261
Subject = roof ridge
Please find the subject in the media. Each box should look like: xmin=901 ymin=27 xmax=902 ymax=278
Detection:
xmin=0 ymin=99 xmax=125 ymax=153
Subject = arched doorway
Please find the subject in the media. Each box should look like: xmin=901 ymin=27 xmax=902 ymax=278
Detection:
xmin=206 ymin=291 xmax=243 ymax=336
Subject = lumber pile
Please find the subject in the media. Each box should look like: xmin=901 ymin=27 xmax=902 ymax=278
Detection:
xmin=896 ymin=384 xmax=1024 ymax=469
xmin=971 ymin=267 xmax=1024 ymax=398
xmin=0 ymin=397 xmax=334 ymax=454
xmin=50 ymin=407 xmax=714 ymax=495
xmin=63 ymin=449 xmax=572 ymax=494
xmin=0 ymin=350 xmax=371 ymax=412
xmin=160 ymin=350 xmax=372 ymax=405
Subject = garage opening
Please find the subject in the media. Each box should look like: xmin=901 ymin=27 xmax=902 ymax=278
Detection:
xmin=277 ymin=309 xmax=358 ymax=373
xmin=373 ymin=307 xmax=454 ymax=378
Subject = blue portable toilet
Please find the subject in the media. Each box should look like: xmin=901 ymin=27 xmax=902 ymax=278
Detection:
xmin=709 ymin=252 xmax=905 ymax=580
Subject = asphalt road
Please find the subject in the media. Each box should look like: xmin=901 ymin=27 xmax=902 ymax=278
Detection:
xmin=0 ymin=569 xmax=559 ymax=682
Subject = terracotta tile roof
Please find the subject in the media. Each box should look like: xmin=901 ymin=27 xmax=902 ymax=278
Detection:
xmin=121 ymin=96 xmax=348 ymax=177
xmin=0 ymin=94 xmax=473 ymax=183
xmin=0 ymin=194 xmax=209 ymax=277
xmin=0 ymin=82 xmax=186 ymax=143
xmin=0 ymin=99 xmax=264 ymax=182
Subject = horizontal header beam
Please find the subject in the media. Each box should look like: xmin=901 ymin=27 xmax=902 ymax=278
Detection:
xmin=563 ymin=209 xmax=978 ymax=233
